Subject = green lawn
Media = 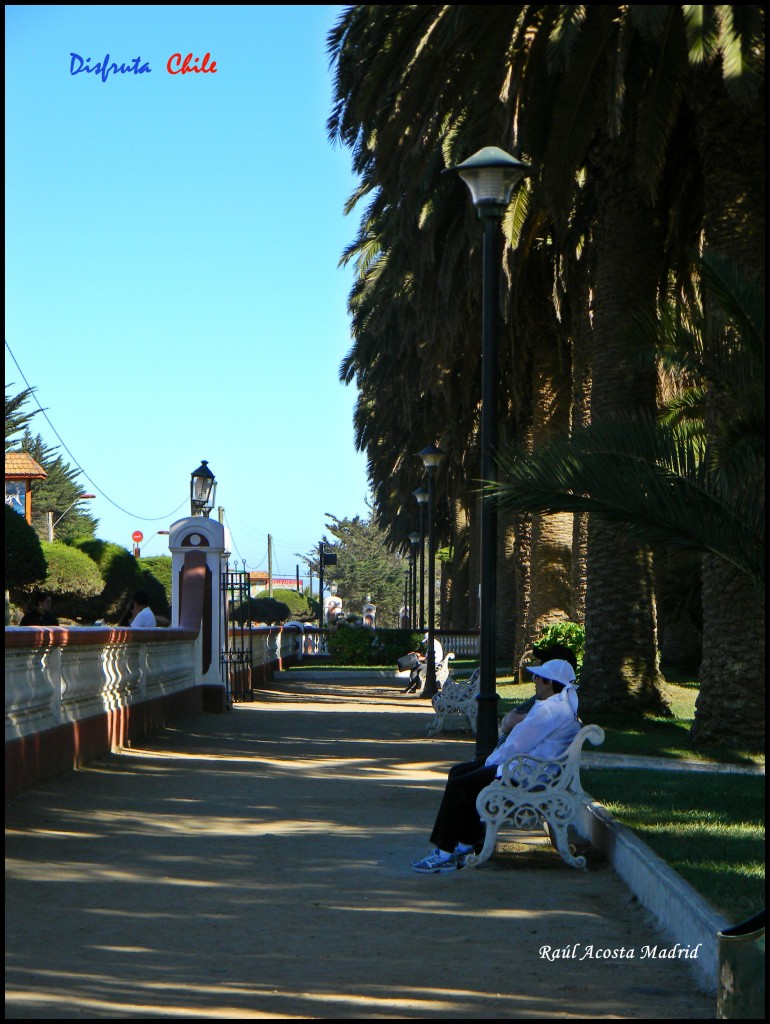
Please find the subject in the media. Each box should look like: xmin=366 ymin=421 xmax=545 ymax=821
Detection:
xmin=494 ymin=673 xmax=765 ymax=922
xmin=581 ymin=768 xmax=764 ymax=923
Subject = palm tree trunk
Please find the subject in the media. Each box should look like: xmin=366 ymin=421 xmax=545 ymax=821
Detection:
xmin=580 ymin=139 xmax=669 ymax=716
xmin=523 ymin=348 xmax=574 ymax=646
xmin=690 ymin=64 xmax=765 ymax=746
xmin=495 ymin=507 xmax=519 ymax=664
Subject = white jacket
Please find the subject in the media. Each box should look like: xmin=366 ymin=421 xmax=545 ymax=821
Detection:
xmin=485 ymin=689 xmax=580 ymax=777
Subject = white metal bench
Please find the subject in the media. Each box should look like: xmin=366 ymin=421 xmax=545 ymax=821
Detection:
xmin=436 ymin=651 xmax=456 ymax=687
xmin=427 ymin=667 xmax=479 ymax=734
xmin=463 ymin=723 xmax=605 ymax=870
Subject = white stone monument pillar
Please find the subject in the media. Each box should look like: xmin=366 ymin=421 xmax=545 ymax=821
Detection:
xmin=169 ymin=516 xmax=230 ymax=711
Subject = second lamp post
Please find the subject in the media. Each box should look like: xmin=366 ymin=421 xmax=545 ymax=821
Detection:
xmin=418 ymin=444 xmax=445 ymax=697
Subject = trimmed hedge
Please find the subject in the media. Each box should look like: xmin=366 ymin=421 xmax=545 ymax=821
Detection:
xmin=71 ymin=539 xmax=144 ymax=623
xmin=5 ymin=505 xmax=46 ymax=590
xmin=40 ymin=541 xmax=103 ymax=601
xmin=255 ymin=587 xmax=313 ymax=618
xmin=232 ymin=596 xmax=292 ymax=625
xmin=327 ymin=624 xmax=423 ymax=665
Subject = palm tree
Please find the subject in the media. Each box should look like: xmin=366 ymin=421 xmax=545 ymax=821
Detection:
xmin=491 ymin=252 xmax=764 ymax=742
xmin=327 ymin=6 xmax=764 ymax=720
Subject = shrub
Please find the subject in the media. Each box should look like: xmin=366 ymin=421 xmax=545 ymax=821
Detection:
xmin=327 ymin=620 xmax=377 ymax=664
xmin=5 ymin=505 xmax=46 ymax=591
xmin=232 ymin=596 xmax=291 ymax=625
xmin=72 ymin=539 xmax=143 ymax=623
xmin=39 ymin=541 xmax=103 ymax=617
xmin=255 ymin=588 xmax=313 ymax=619
xmin=139 ymin=555 xmax=172 ymax=615
xmin=533 ymin=621 xmax=585 ymax=669
xmin=372 ymin=628 xmax=423 ymax=664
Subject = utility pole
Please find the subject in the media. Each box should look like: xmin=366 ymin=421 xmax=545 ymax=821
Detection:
xmin=268 ymin=534 xmax=273 ymax=597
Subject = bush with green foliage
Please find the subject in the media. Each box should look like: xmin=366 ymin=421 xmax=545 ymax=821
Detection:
xmin=71 ymin=539 xmax=143 ymax=623
xmin=138 ymin=555 xmax=172 ymax=616
xmin=533 ymin=621 xmax=585 ymax=669
xmin=5 ymin=506 xmax=46 ymax=591
xmin=371 ymin=628 xmax=423 ymax=664
xmin=255 ymin=588 xmax=313 ymax=619
xmin=327 ymin=620 xmax=378 ymax=664
xmin=39 ymin=542 xmax=103 ymax=609
xmin=232 ymin=596 xmax=292 ymax=625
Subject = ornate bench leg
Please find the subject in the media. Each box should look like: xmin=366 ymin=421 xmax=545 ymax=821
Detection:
xmin=462 ymin=824 xmax=498 ymax=868
xmin=544 ymin=819 xmax=588 ymax=870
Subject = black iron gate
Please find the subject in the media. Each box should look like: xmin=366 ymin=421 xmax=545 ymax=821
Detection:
xmin=221 ymin=565 xmax=254 ymax=702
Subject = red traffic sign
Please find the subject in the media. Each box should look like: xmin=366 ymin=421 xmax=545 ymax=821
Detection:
xmin=132 ymin=531 xmax=144 ymax=543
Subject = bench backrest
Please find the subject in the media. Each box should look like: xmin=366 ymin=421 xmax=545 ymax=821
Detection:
xmin=499 ymin=723 xmax=605 ymax=792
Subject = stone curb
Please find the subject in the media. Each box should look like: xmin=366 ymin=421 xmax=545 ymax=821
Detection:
xmin=274 ymin=668 xmax=403 ymax=681
xmin=577 ymin=798 xmax=729 ymax=995
xmin=582 ymin=752 xmax=764 ymax=775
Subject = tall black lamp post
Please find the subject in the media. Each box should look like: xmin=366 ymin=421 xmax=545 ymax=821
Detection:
xmin=408 ymin=530 xmax=420 ymax=632
xmin=447 ymin=146 xmax=531 ymax=756
xmin=412 ymin=487 xmax=428 ymax=629
xmin=418 ymin=444 xmax=446 ymax=697
xmin=191 ymin=461 xmax=216 ymax=517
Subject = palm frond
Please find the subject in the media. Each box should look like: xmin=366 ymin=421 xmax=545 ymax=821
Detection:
xmin=492 ymin=416 xmax=763 ymax=583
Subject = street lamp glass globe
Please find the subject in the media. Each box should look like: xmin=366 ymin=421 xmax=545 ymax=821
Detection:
xmin=418 ymin=444 xmax=446 ymax=471
xmin=452 ymin=146 xmax=531 ymax=210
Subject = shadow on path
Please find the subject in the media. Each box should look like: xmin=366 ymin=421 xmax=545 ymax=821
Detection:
xmin=6 ymin=678 xmax=715 ymax=1019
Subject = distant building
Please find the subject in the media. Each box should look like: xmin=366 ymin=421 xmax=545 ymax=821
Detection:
xmin=5 ymin=451 xmax=47 ymax=524
xmin=247 ymin=572 xmax=302 ymax=595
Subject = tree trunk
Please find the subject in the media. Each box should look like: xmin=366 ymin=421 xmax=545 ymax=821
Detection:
xmin=523 ymin=338 xmax=574 ymax=648
xmin=691 ymin=63 xmax=765 ymax=746
xmin=495 ymin=507 xmax=518 ymax=664
xmin=447 ymin=497 xmax=471 ymax=630
xmin=580 ymin=138 xmax=669 ymax=717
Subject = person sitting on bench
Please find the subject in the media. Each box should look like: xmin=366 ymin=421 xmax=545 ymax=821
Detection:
xmin=411 ymin=658 xmax=580 ymax=873
xmin=402 ymin=633 xmax=444 ymax=695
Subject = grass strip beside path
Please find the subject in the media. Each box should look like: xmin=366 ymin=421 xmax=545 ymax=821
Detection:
xmin=581 ymin=768 xmax=764 ymax=923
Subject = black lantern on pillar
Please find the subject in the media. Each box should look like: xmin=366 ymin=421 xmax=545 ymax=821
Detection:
xmin=418 ymin=445 xmax=446 ymax=697
xmin=190 ymin=461 xmax=216 ymax=517
xmin=446 ymin=146 xmax=531 ymax=756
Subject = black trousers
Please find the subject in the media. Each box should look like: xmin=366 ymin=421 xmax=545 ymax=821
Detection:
xmin=429 ymin=757 xmax=497 ymax=853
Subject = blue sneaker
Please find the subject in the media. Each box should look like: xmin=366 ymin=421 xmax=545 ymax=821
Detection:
xmin=411 ymin=849 xmax=459 ymax=873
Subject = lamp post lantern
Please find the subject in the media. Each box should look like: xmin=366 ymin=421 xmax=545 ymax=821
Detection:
xmin=418 ymin=445 xmax=446 ymax=697
xmin=447 ymin=146 xmax=531 ymax=756
xmin=412 ymin=486 xmax=428 ymax=628
xmin=190 ymin=461 xmax=216 ymax=517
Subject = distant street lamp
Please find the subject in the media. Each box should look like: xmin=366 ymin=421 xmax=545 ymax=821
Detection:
xmin=447 ymin=146 xmax=531 ymax=756
xmin=412 ymin=486 xmax=428 ymax=628
xmin=47 ymin=494 xmax=96 ymax=542
xmin=408 ymin=530 xmax=420 ymax=632
xmin=418 ymin=445 xmax=446 ymax=697
xmin=133 ymin=529 xmax=170 ymax=558
xmin=190 ymin=461 xmax=216 ymax=517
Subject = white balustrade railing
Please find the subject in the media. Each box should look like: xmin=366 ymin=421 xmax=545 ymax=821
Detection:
xmin=5 ymin=627 xmax=198 ymax=744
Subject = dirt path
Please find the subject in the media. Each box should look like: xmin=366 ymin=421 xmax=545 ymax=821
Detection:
xmin=5 ymin=676 xmax=715 ymax=1018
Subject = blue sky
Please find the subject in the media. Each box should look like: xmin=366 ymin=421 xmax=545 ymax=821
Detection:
xmin=5 ymin=4 xmax=372 ymax=578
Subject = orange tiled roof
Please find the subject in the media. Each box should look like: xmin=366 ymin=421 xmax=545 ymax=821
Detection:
xmin=5 ymin=451 xmax=47 ymax=479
